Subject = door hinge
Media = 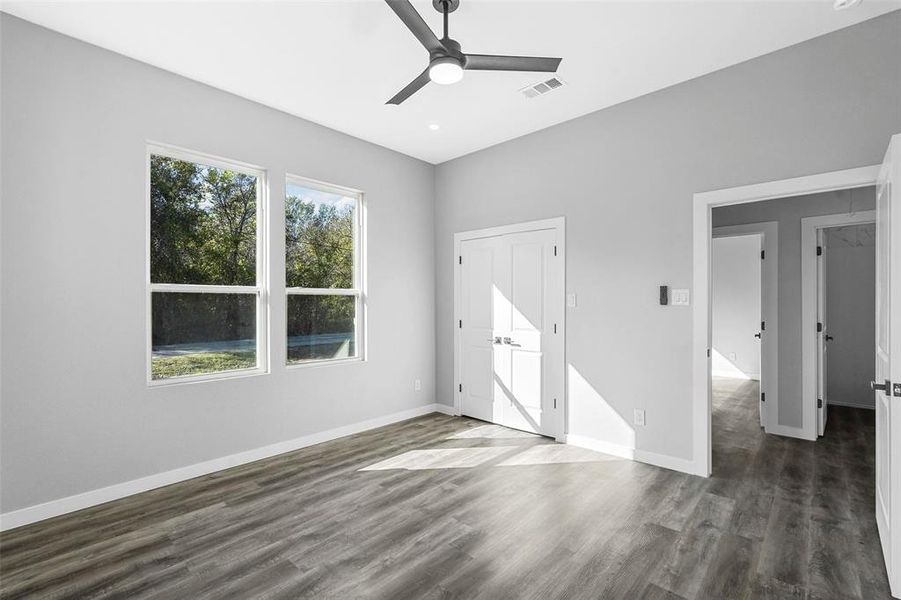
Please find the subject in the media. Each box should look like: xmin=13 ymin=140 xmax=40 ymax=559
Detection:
xmin=761 ymin=250 xmax=765 ymax=260
xmin=817 ymin=246 xmax=823 ymax=256
xmin=817 ymin=322 xmax=823 ymax=333
xmin=817 ymin=398 xmax=823 ymax=408
xmin=761 ymin=392 xmax=766 ymax=402
xmin=554 ymin=323 xmax=557 ymax=334
xmin=554 ymin=398 xmax=557 ymax=409
xmin=459 ymin=320 xmax=462 ymax=329
xmin=707 ymin=348 xmax=711 ymax=358
xmin=761 ymin=321 xmax=766 ymax=331
xmin=459 ymin=384 xmax=463 ymax=393
xmin=554 ymin=245 xmax=557 ymax=256
xmin=458 ymin=255 xmax=462 ymax=265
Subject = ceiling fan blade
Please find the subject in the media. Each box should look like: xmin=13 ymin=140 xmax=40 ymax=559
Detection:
xmin=386 ymin=69 xmax=431 ymax=105
xmin=464 ymin=54 xmax=562 ymax=73
xmin=385 ymin=0 xmax=446 ymax=54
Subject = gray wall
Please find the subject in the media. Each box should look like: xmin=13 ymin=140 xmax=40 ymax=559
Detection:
xmin=713 ymin=188 xmax=875 ymax=428
xmin=434 ymin=12 xmax=901 ymax=461
xmin=825 ymin=224 xmax=876 ymax=409
xmin=712 ymin=235 xmax=761 ymax=379
xmin=0 ymin=15 xmax=436 ymax=513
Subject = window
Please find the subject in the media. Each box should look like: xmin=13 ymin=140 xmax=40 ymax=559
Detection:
xmin=147 ymin=145 xmax=267 ymax=383
xmin=285 ymin=177 xmax=363 ymax=365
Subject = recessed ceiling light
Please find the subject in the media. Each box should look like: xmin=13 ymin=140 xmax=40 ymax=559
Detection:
xmin=834 ymin=0 xmax=862 ymax=10
xmin=429 ymin=123 xmax=440 ymax=131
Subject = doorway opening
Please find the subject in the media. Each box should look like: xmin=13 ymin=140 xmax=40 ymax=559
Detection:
xmin=711 ymin=224 xmax=778 ymax=438
xmin=801 ymin=212 xmax=876 ymax=437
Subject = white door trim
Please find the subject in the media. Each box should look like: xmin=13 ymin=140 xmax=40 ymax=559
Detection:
xmin=713 ymin=223 xmax=778 ymax=433
xmin=692 ymin=165 xmax=880 ymax=477
xmin=453 ymin=217 xmax=566 ymax=440
xmin=801 ymin=210 xmax=876 ymax=439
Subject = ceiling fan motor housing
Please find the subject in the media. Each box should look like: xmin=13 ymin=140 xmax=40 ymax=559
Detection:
xmin=431 ymin=37 xmax=464 ymax=68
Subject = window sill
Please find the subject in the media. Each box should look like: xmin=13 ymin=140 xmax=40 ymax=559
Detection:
xmin=147 ymin=367 xmax=268 ymax=388
xmin=285 ymin=357 xmax=365 ymax=371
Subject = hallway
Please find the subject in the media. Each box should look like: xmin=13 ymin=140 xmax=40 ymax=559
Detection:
xmin=711 ymin=376 xmax=887 ymax=598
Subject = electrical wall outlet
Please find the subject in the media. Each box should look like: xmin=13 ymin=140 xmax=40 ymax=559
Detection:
xmin=414 ymin=378 xmax=422 ymax=392
xmin=567 ymin=293 xmax=577 ymax=308
xmin=729 ymin=352 xmax=737 ymax=361
xmin=633 ymin=408 xmax=646 ymax=426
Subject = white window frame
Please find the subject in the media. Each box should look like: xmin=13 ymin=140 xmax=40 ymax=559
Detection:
xmin=146 ymin=142 xmax=269 ymax=386
xmin=285 ymin=174 xmax=366 ymax=368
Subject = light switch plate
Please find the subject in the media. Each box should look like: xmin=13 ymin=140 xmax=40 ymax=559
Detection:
xmin=671 ymin=289 xmax=690 ymax=306
xmin=414 ymin=378 xmax=422 ymax=392
xmin=567 ymin=293 xmax=577 ymax=308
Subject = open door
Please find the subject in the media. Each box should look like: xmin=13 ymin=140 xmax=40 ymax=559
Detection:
xmin=817 ymin=228 xmax=829 ymax=436
xmin=875 ymin=133 xmax=901 ymax=597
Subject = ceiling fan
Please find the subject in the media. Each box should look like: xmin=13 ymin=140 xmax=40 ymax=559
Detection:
xmin=385 ymin=0 xmax=563 ymax=105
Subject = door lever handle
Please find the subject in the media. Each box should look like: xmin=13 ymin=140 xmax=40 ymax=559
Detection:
xmin=871 ymin=380 xmax=890 ymax=392
xmin=754 ymin=333 xmax=761 ymax=339
xmin=503 ymin=337 xmax=513 ymax=345
xmin=825 ymin=335 xmax=834 ymax=342
xmin=487 ymin=337 xmax=502 ymax=344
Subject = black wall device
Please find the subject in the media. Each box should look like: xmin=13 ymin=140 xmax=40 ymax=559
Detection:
xmin=659 ymin=285 xmax=669 ymax=305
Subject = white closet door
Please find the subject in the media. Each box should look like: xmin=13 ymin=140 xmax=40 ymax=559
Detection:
xmin=459 ymin=228 xmax=558 ymax=436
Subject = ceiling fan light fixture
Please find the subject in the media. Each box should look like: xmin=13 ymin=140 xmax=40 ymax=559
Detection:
xmin=429 ymin=57 xmax=464 ymax=85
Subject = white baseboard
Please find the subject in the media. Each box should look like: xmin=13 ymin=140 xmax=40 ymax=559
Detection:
xmin=564 ymin=434 xmax=697 ymax=476
xmin=634 ymin=449 xmax=698 ymax=475
xmin=564 ymin=434 xmax=635 ymax=460
xmin=0 ymin=403 xmax=447 ymax=532
xmin=432 ymin=403 xmax=455 ymax=416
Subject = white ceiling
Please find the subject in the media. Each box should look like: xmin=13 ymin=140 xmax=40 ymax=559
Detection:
xmin=3 ymin=1 xmax=899 ymax=164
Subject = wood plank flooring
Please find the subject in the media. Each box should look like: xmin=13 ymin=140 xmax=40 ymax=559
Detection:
xmin=0 ymin=378 xmax=891 ymax=599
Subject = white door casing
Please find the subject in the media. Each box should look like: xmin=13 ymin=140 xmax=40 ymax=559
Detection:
xmin=876 ymin=134 xmax=901 ymax=597
xmin=454 ymin=218 xmax=565 ymax=440
xmin=695 ymin=166 xmax=880 ymax=476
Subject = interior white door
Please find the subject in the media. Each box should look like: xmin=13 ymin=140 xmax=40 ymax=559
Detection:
xmin=817 ymin=228 xmax=828 ymax=436
xmin=460 ymin=235 xmax=502 ymax=424
xmin=758 ymin=235 xmax=765 ymax=429
xmin=875 ymin=133 xmax=901 ymax=598
xmin=459 ymin=228 xmax=559 ymax=436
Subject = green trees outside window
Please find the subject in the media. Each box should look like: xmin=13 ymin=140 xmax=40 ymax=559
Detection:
xmin=285 ymin=183 xmax=359 ymax=364
xmin=149 ymin=153 xmax=261 ymax=380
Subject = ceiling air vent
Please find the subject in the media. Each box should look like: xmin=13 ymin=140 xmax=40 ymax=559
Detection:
xmin=519 ymin=77 xmax=566 ymax=99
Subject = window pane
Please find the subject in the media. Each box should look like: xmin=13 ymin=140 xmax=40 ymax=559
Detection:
xmin=285 ymin=183 xmax=355 ymax=289
xmin=152 ymin=292 xmax=257 ymax=379
xmin=287 ymin=295 xmax=356 ymax=363
xmin=150 ymin=155 xmax=257 ymax=286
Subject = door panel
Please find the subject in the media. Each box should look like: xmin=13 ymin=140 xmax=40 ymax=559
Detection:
xmin=511 ymin=242 xmax=544 ymax=332
xmin=875 ymin=133 xmax=901 ymax=598
xmin=460 ymin=239 xmax=499 ymax=423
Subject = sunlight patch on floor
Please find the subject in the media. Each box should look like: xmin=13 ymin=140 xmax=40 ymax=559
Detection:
xmin=496 ymin=443 xmax=614 ymax=466
xmin=447 ymin=424 xmax=541 ymax=440
xmin=359 ymin=447 xmax=513 ymax=471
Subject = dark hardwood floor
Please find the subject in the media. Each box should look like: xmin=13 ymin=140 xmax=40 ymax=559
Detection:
xmin=0 ymin=378 xmax=891 ymax=599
